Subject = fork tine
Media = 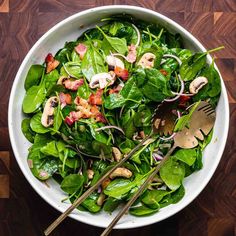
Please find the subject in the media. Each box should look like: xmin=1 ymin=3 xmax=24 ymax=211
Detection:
xmin=198 ymin=103 xmax=211 ymax=111
xmin=203 ymin=106 xmax=214 ymax=113
xmin=205 ymin=110 xmax=216 ymax=116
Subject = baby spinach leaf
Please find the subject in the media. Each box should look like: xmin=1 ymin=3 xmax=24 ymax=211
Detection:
xmin=22 ymin=83 xmax=46 ymax=114
xmin=30 ymin=112 xmax=50 ymax=134
xmin=44 ymin=69 xmax=59 ymax=90
xmin=81 ymin=193 xmax=101 ymax=213
xmin=174 ymin=101 xmax=200 ymax=132
xmin=191 ymin=148 xmax=203 ymax=171
xmin=89 ymin=123 xmax=109 ymax=144
xmin=129 ymin=205 xmax=159 ymax=216
xmin=53 ymin=105 xmax=62 ymax=132
xmin=77 ymin=82 xmax=91 ymax=99
xmin=104 ymin=93 xmax=126 ymax=109
xmin=81 ymin=46 xmax=107 ymax=81
xmin=40 ymin=141 xmax=58 ymax=157
xmin=142 ymin=190 xmax=169 ymax=209
xmin=171 ymin=184 xmax=185 ymax=204
xmin=98 ymin=26 xmax=128 ymax=54
xmin=160 ymin=158 xmax=185 ymax=191
xmin=180 ymin=53 xmax=206 ymax=81
xmin=24 ymin=65 xmax=44 ymax=91
xmin=63 ymin=61 xmax=82 ymax=79
xmin=137 ymin=68 xmax=172 ymax=102
xmin=60 ymin=174 xmax=84 ymax=194
xmin=103 ymin=197 xmax=121 ymax=213
xmin=21 ymin=118 xmax=35 ymax=143
xmin=173 ymin=148 xmax=197 ymax=166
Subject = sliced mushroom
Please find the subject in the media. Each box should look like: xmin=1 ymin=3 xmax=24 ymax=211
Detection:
xmin=89 ymin=71 xmax=116 ymax=89
xmin=137 ymin=53 xmax=156 ymax=68
xmin=106 ymin=55 xmax=124 ymax=70
xmin=57 ymin=76 xmax=68 ymax=85
xmin=41 ymin=96 xmax=58 ymax=127
xmin=189 ymin=76 xmax=208 ymax=94
xmin=112 ymin=147 xmax=123 ymax=162
xmin=109 ymin=167 xmax=132 ymax=179
xmin=87 ymin=169 xmax=94 ymax=179
xmin=97 ymin=192 xmax=106 ymax=206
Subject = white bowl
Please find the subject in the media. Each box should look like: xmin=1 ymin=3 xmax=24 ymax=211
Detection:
xmin=8 ymin=5 xmax=229 ymax=229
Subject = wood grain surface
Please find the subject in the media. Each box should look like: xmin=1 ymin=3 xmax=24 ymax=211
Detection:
xmin=0 ymin=0 xmax=235 ymax=235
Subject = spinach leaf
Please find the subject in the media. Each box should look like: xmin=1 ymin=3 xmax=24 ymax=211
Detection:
xmin=89 ymin=123 xmax=109 ymax=144
xmin=60 ymin=174 xmax=84 ymax=194
xmin=44 ymin=70 xmax=59 ymax=90
xmin=160 ymin=158 xmax=185 ymax=191
xmin=180 ymin=53 xmax=206 ymax=81
xmin=63 ymin=61 xmax=82 ymax=79
xmin=21 ymin=118 xmax=35 ymax=143
xmin=40 ymin=141 xmax=58 ymax=157
xmin=136 ymin=68 xmax=172 ymax=102
xmin=22 ymin=83 xmax=46 ymax=114
xmin=173 ymin=148 xmax=197 ymax=166
xmin=121 ymin=109 xmax=136 ymax=139
xmin=81 ymin=193 xmax=101 ymax=213
xmin=191 ymin=148 xmax=203 ymax=171
xmin=174 ymin=101 xmax=200 ymax=132
xmin=142 ymin=190 xmax=169 ymax=209
xmin=24 ymin=65 xmax=44 ymax=91
xmin=77 ymin=82 xmax=91 ymax=99
xmin=30 ymin=112 xmax=50 ymax=134
xmin=98 ymin=26 xmax=128 ymax=54
xmin=103 ymin=197 xmax=121 ymax=213
xmin=171 ymin=184 xmax=185 ymax=204
xmin=81 ymin=45 xmax=107 ymax=81
xmin=129 ymin=205 xmax=159 ymax=216
xmin=53 ymin=104 xmax=62 ymax=132
xmin=104 ymin=93 xmax=126 ymax=109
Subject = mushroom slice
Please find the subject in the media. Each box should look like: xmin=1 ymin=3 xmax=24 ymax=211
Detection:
xmin=106 ymin=55 xmax=124 ymax=69
xmin=112 ymin=147 xmax=123 ymax=162
xmin=89 ymin=72 xmax=116 ymax=89
xmin=137 ymin=53 xmax=156 ymax=68
xmin=41 ymin=96 xmax=59 ymax=127
xmin=189 ymin=76 xmax=208 ymax=94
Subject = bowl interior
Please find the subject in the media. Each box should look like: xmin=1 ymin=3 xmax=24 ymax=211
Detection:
xmin=8 ymin=6 xmax=229 ymax=229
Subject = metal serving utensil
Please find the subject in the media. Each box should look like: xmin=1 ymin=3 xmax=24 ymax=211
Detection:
xmin=100 ymin=101 xmax=216 ymax=236
xmin=44 ymin=101 xmax=215 ymax=236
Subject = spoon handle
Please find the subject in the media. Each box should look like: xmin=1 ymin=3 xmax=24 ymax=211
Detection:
xmin=100 ymin=144 xmax=177 ymax=236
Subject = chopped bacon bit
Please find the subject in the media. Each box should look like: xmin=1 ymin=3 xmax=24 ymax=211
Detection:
xmin=127 ymin=44 xmax=137 ymax=63
xmin=178 ymin=95 xmax=191 ymax=109
xmin=45 ymin=53 xmax=54 ymax=63
xmin=109 ymin=85 xmax=123 ymax=94
xmin=140 ymin=131 xmax=146 ymax=139
xmin=160 ymin=69 xmax=168 ymax=76
xmin=59 ymin=92 xmax=72 ymax=109
xmin=45 ymin=53 xmax=60 ymax=73
xmin=96 ymin=113 xmax=107 ymax=123
xmin=64 ymin=79 xmax=84 ymax=91
xmin=65 ymin=116 xmax=75 ymax=126
xmin=114 ymin=66 xmax=129 ymax=81
xmin=75 ymin=43 xmax=87 ymax=59
xmin=90 ymin=105 xmax=100 ymax=116
xmin=89 ymin=89 xmax=103 ymax=105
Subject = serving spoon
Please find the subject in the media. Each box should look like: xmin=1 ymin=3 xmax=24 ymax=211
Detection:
xmin=44 ymin=101 xmax=215 ymax=236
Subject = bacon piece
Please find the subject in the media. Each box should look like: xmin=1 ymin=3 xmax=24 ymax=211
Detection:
xmin=126 ymin=44 xmax=137 ymax=63
xmin=89 ymin=89 xmax=103 ymax=105
xmin=64 ymin=79 xmax=84 ymax=91
xmin=178 ymin=95 xmax=191 ymax=109
xmin=59 ymin=92 xmax=72 ymax=109
xmin=109 ymin=85 xmax=123 ymax=95
xmin=45 ymin=53 xmax=60 ymax=73
xmin=95 ymin=113 xmax=107 ymax=123
xmin=114 ymin=66 xmax=129 ymax=81
xmin=75 ymin=43 xmax=87 ymax=59
xmin=160 ymin=69 xmax=168 ymax=76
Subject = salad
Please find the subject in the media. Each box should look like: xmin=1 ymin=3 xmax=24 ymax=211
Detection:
xmin=21 ymin=15 xmax=222 ymax=216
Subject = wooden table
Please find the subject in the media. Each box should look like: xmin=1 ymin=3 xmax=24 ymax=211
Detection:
xmin=0 ymin=0 xmax=235 ymax=235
